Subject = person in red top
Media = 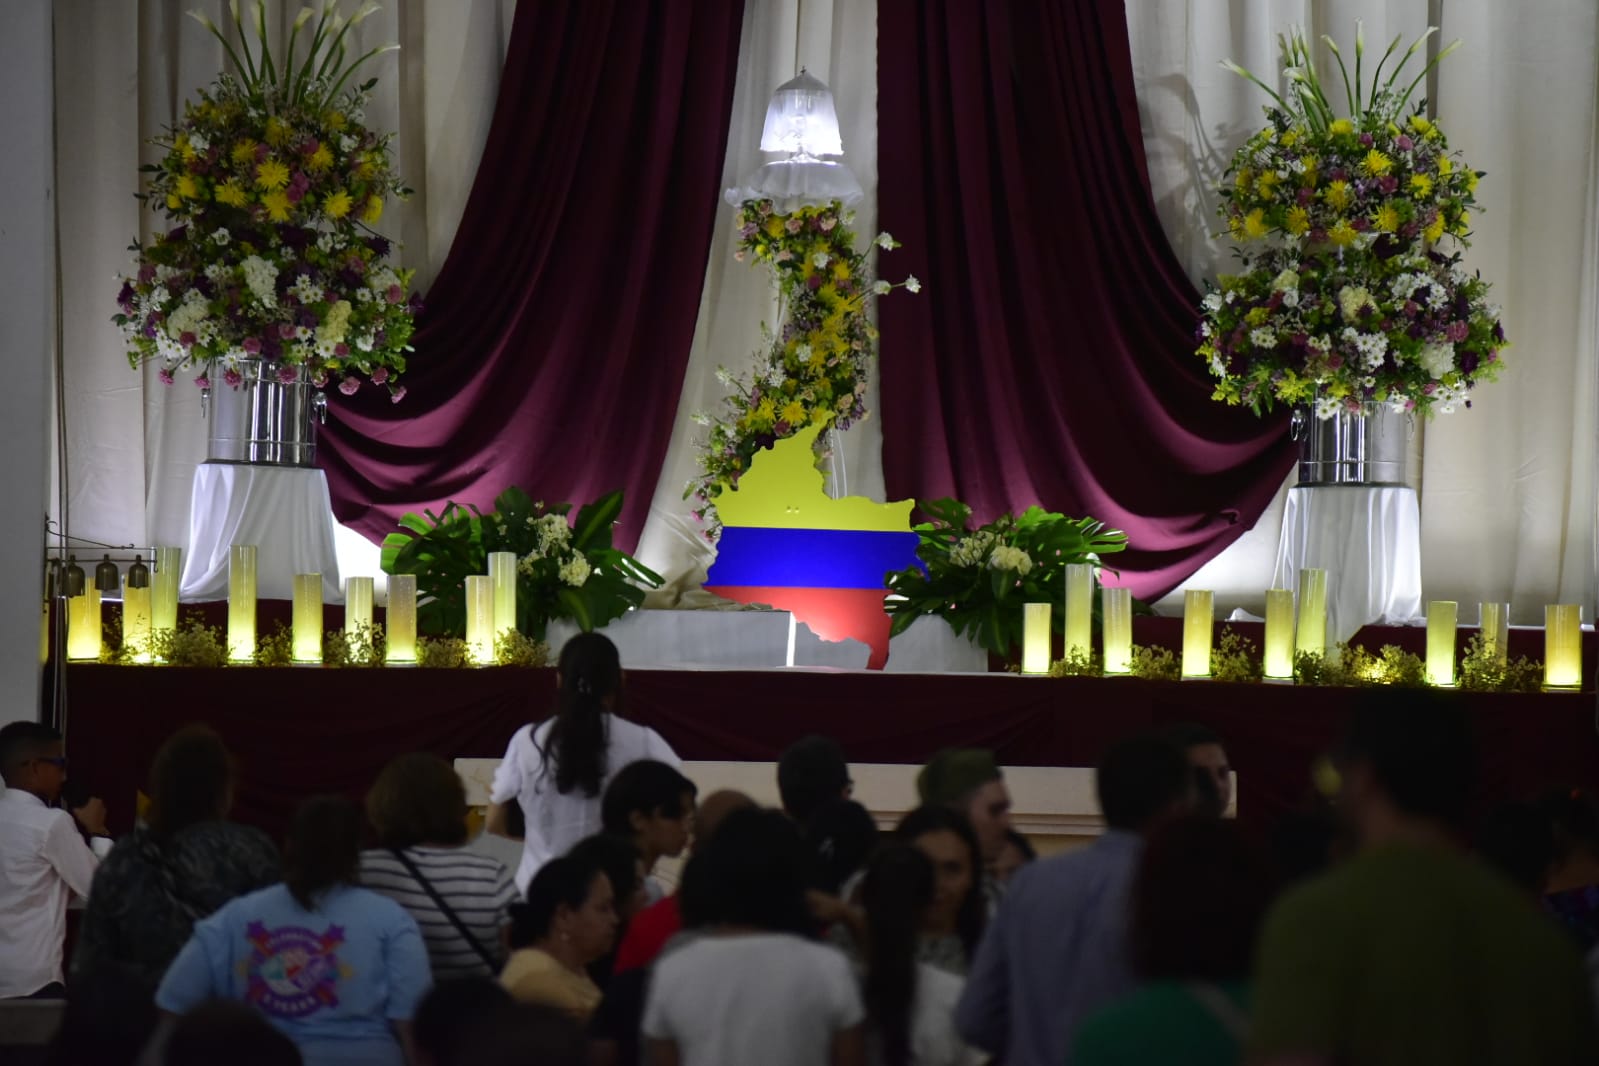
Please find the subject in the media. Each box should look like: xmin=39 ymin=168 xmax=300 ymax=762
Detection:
xmin=612 ymin=790 xmax=752 ymax=974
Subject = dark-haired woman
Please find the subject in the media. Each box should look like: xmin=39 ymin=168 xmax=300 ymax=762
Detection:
xmin=73 ymin=724 xmax=279 ymax=992
xmin=487 ymin=632 xmax=679 ymax=894
xmin=156 ymin=796 xmax=431 ymax=1066
xmin=500 ymin=851 xmax=618 ymax=1021
xmin=860 ymin=845 xmax=982 ymax=1066
xmin=893 ymin=806 xmax=987 ymax=976
xmin=643 ymin=807 xmax=866 ymax=1066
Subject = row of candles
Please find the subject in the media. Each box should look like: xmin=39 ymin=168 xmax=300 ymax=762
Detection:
xmin=1020 ymin=565 xmax=1586 ymax=689
xmin=62 ymin=547 xmax=524 ymax=667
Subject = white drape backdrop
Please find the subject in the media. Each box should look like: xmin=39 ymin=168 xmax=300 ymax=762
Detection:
xmin=48 ymin=0 xmax=1598 ymax=624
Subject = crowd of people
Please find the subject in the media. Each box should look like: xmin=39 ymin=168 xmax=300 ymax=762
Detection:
xmin=3 ymin=631 xmax=1599 ymax=1064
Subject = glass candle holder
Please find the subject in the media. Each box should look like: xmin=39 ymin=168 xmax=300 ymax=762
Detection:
xmin=122 ymin=579 xmax=152 ymax=664
xmin=151 ymin=546 xmax=181 ymax=648
xmin=488 ymin=551 xmax=517 ymax=644
xmin=465 ymin=575 xmax=495 ymax=665
xmin=1545 ymin=604 xmax=1583 ymax=690
xmin=1479 ymin=602 xmax=1511 ymax=666
xmin=386 ymin=575 xmax=418 ymax=664
xmin=1063 ymin=563 xmax=1093 ymax=660
xmin=1101 ymin=587 xmax=1132 ymax=675
xmin=1021 ymin=603 xmax=1052 ymax=675
xmin=344 ymin=576 xmax=374 ymax=639
xmin=1426 ymin=600 xmax=1458 ymax=686
xmin=1182 ymin=589 xmax=1214 ymax=678
xmin=1263 ymin=588 xmax=1296 ymax=679
xmin=66 ymin=588 xmax=102 ymax=661
xmin=227 ymin=545 xmax=257 ymax=663
xmin=1295 ymin=568 xmax=1328 ymax=659
xmin=292 ymin=573 xmax=323 ymax=663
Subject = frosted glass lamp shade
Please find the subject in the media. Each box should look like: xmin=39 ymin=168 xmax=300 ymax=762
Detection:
xmin=759 ymin=70 xmax=844 ymax=158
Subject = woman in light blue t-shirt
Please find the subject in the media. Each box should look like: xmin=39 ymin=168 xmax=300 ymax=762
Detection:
xmin=157 ymin=796 xmax=432 ymax=1066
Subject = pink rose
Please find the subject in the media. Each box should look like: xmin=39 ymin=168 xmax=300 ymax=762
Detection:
xmin=339 ymin=376 xmax=361 ymax=396
xmin=241 ymin=337 xmax=261 ymax=354
xmin=223 ymin=368 xmax=243 ymax=388
xmin=389 ymin=385 xmax=407 ymax=404
xmin=370 ymin=366 xmax=389 ymax=384
xmin=785 ymin=218 xmax=803 ymax=233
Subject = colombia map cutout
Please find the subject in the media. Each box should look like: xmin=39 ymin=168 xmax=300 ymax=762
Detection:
xmin=704 ymin=424 xmax=921 ymax=670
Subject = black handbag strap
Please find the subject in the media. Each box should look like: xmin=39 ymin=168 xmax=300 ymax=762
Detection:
xmin=389 ymin=847 xmax=500 ymax=970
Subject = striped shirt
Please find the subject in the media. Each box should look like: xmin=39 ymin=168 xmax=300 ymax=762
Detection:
xmin=359 ymin=846 xmax=517 ymax=980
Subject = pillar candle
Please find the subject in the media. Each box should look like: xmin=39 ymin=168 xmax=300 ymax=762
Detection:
xmin=465 ymin=575 xmax=495 ymax=665
xmin=344 ymin=576 xmax=374 ymax=639
xmin=1479 ymin=602 xmax=1510 ymax=666
xmin=122 ymin=580 xmax=152 ymax=664
xmin=1295 ymin=568 xmax=1328 ymax=659
xmin=1063 ymin=563 xmax=1093 ymax=660
xmin=1263 ymin=588 xmax=1296 ymax=679
xmin=1182 ymin=589 xmax=1213 ymax=678
xmin=1101 ymin=587 xmax=1133 ymax=675
xmin=386 ymin=575 xmax=418 ymax=664
xmin=66 ymin=588 xmax=101 ymax=661
xmin=292 ymin=574 xmax=323 ymax=663
xmin=1022 ymin=603 xmax=1052 ymax=675
xmin=488 ymin=551 xmax=518 ymax=641
xmin=1545 ymin=604 xmax=1583 ymax=689
xmin=1426 ymin=600 xmax=1458 ymax=686
xmin=227 ymin=545 xmax=257 ymax=663
xmin=151 ymin=546 xmax=181 ymax=646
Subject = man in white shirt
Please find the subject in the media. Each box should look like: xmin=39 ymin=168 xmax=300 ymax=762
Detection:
xmin=0 ymin=721 xmax=112 ymax=998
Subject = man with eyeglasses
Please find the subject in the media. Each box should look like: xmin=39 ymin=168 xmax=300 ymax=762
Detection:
xmin=0 ymin=721 xmax=112 ymax=999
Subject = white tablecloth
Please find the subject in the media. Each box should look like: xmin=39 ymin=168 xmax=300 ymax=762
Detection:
xmin=180 ymin=463 xmax=343 ymax=602
xmin=1270 ymin=485 xmax=1423 ymax=645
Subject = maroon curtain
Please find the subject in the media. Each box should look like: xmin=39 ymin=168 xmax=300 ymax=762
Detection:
xmin=876 ymin=0 xmax=1295 ymax=599
xmin=321 ymin=0 xmax=745 ymax=550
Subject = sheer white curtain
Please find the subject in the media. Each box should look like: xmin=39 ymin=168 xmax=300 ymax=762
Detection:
xmin=1126 ymin=0 xmax=1598 ymax=619
xmin=632 ymin=0 xmax=882 ymax=605
xmin=51 ymin=0 xmax=514 ymax=550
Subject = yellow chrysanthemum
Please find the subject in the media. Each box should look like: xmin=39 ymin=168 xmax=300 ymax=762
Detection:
xmin=1409 ymin=115 xmax=1438 ymax=139
xmin=1285 ymin=206 xmax=1310 ymax=236
xmin=1246 ymin=307 xmax=1270 ymax=327
xmin=165 ymin=191 xmax=182 ymax=211
xmin=1361 ymin=149 xmax=1393 ymax=177
xmin=1424 ymin=213 xmax=1446 ymax=242
xmin=1409 ymin=173 xmax=1433 ymax=198
xmin=254 ymin=159 xmax=290 ymax=190
xmin=324 ymin=111 xmax=348 ymax=131
xmin=324 ymin=190 xmax=353 ymax=219
xmin=1324 ymin=180 xmax=1352 ymax=211
xmin=1327 ymin=219 xmax=1359 ymax=247
xmin=754 ymin=397 xmax=777 ymax=426
xmin=307 ymin=144 xmax=334 ymax=172
xmin=765 ymin=217 xmax=785 ymax=238
xmin=1373 ymin=203 xmax=1401 ymax=233
xmin=215 ymin=180 xmax=249 ymax=207
xmin=361 ymin=195 xmax=384 ymax=224
xmin=1329 ymin=119 xmax=1355 ymax=137
xmin=261 ymin=190 xmax=292 ymax=222
xmin=1242 ymin=208 xmax=1268 ymax=239
xmin=779 ymin=400 xmax=808 ymax=427
xmin=174 ymin=134 xmax=196 ymax=163
xmin=1228 ymin=215 xmax=1246 ymax=241
xmin=1452 ymin=210 xmax=1471 ymax=234
xmin=1437 ymin=157 xmax=1454 ymax=177
xmin=1234 ymin=167 xmax=1253 ymax=193
xmin=1465 ymin=171 xmax=1479 ymax=193
xmin=1280 ymin=129 xmax=1299 ymax=149
xmin=232 ymin=140 xmax=258 ymax=165
xmin=356 ymin=157 xmax=377 ymax=179
xmin=264 ymin=116 xmax=291 ymax=147
xmin=175 ymin=174 xmax=200 ymax=201
xmin=1257 ymin=170 xmax=1280 ymax=197
xmin=831 ymin=261 xmax=851 ymax=282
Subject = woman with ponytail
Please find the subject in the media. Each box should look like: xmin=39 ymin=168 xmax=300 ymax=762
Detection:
xmin=860 ymin=845 xmax=982 ymax=1066
xmin=487 ymin=633 xmax=680 ymax=894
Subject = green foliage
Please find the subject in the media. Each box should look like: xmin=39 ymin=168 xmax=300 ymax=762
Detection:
xmin=323 ymin=623 xmax=384 ymax=668
xmin=884 ymin=497 xmax=1129 ymax=661
xmin=1295 ymin=643 xmax=1427 ymax=687
xmin=1130 ymin=644 xmax=1180 ymax=681
xmin=1210 ymin=628 xmax=1263 ymax=683
xmin=417 ymin=636 xmax=470 ymax=669
xmin=381 ymin=487 xmax=662 ymax=640
xmin=495 ymin=629 xmax=549 ymax=668
xmin=255 ymin=622 xmax=296 ymax=667
xmin=1458 ymin=634 xmax=1544 ymax=693
xmin=151 ymin=616 xmax=228 ymax=667
xmin=1049 ymin=649 xmax=1101 ymax=678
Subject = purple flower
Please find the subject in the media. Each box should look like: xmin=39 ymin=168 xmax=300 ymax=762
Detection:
xmin=339 ymin=376 xmax=360 ymax=396
xmin=334 ymin=342 xmax=349 ymax=357
xmin=138 ymin=264 xmax=157 ymax=284
xmin=389 ymin=385 xmax=407 ymax=404
xmin=1359 ymin=133 xmax=1374 ymax=147
xmin=179 ymin=330 xmax=196 ymax=347
xmin=296 ymin=307 xmax=317 ymax=328
xmin=366 ymin=235 xmax=392 ymax=258
xmin=1446 ymin=320 xmax=1469 ymax=343
xmin=1378 ymin=176 xmax=1399 ymax=196
xmin=1460 ymin=353 xmax=1480 ymax=374
xmin=1396 ymin=135 xmax=1414 ymax=151
xmin=158 ymin=367 xmax=174 ymax=385
xmin=278 ymin=365 xmax=298 ymax=384
xmin=194 ymin=374 xmax=210 ymax=389
xmin=385 ymin=284 xmax=403 ymax=304
xmin=279 ymin=323 xmax=297 ymax=339
xmin=242 ymin=336 xmax=261 ymax=354
xmin=117 ymin=282 xmax=135 ymax=311
xmin=370 ymin=366 xmax=389 ymax=385
xmin=807 ymin=275 xmax=823 ymax=290
xmin=280 ymin=226 xmax=312 ymax=250
xmin=223 ymin=368 xmax=243 ymax=387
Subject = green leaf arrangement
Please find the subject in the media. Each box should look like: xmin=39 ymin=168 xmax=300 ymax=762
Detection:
xmin=883 ymin=497 xmax=1129 ymax=661
xmin=381 ymin=488 xmax=663 ymax=641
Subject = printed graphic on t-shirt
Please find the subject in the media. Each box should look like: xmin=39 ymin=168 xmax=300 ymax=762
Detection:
xmin=245 ymin=922 xmax=347 ymax=1018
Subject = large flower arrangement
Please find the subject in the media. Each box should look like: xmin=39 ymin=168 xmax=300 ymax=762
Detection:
xmin=380 ymin=488 xmax=663 ymax=640
xmin=689 ymin=199 xmax=918 ymax=533
xmin=1197 ymin=26 xmax=1507 ymax=418
xmin=883 ymin=498 xmax=1128 ymax=660
xmin=113 ymin=2 xmax=415 ymax=400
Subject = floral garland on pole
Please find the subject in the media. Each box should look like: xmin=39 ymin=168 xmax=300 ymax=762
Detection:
xmin=1197 ymin=26 xmax=1507 ymax=419
xmin=113 ymin=2 xmax=416 ymax=401
xmin=689 ymin=199 xmax=919 ymax=535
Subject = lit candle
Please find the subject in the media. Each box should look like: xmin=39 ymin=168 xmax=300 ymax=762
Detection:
xmin=151 ymin=546 xmax=181 ymax=648
xmin=386 ymin=574 xmax=418 ymax=664
xmin=66 ymin=587 xmax=102 ymax=661
xmin=122 ymin=581 xmax=152 ymax=665
xmin=465 ymin=575 xmax=495 ymax=665
xmin=1479 ymin=602 xmax=1510 ymax=666
xmin=1426 ymin=600 xmax=1458 ymax=686
xmin=1063 ymin=563 xmax=1093 ymax=660
xmin=1263 ymin=588 xmax=1296 ymax=679
xmin=1101 ymin=587 xmax=1133 ymax=675
xmin=1545 ymin=604 xmax=1583 ymax=690
xmin=227 ymin=545 xmax=257 ymax=663
xmin=1295 ymin=568 xmax=1328 ymax=659
xmin=1022 ymin=603 xmax=1052 ymax=675
xmin=1182 ymin=589 xmax=1213 ymax=678
xmin=292 ymin=574 xmax=323 ymax=663
xmin=489 ymin=551 xmax=518 ymax=642
xmin=345 ymin=576 xmax=374 ymax=639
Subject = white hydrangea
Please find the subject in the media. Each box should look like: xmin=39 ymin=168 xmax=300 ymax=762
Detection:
xmin=1281 ymin=289 xmax=1301 ymax=309
xmin=241 ymin=255 xmax=278 ymax=308
xmin=872 ymin=280 xmax=892 ymax=296
xmin=949 ymin=531 xmax=997 ymax=569
xmin=1417 ymin=340 xmax=1456 ymax=379
xmin=1271 ymin=269 xmax=1299 ymax=292
xmin=988 ymin=545 xmax=1033 ymax=575
xmin=535 ymin=513 xmax=571 ymax=553
xmin=1337 ymin=285 xmax=1373 ymax=322
xmin=812 ymin=252 xmax=830 ymax=269
xmin=517 ymin=551 xmax=542 ymax=577
xmin=558 ymin=555 xmax=592 ymax=588
xmin=165 ymin=290 xmax=210 ymax=340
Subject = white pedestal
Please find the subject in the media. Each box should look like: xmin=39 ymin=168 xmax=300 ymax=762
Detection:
xmin=180 ymin=463 xmax=343 ymax=602
xmin=1271 ymin=485 xmax=1424 ymax=644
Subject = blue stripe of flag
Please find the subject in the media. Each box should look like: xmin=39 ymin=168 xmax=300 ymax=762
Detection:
xmin=706 ymin=527 xmax=923 ymax=590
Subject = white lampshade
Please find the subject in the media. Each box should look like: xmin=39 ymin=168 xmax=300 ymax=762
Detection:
xmin=759 ymin=70 xmax=844 ymax=157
